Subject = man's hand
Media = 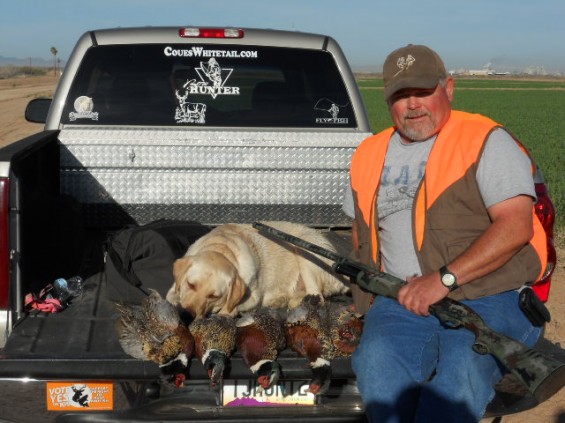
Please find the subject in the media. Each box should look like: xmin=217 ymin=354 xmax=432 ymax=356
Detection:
xmin=398 ymin=273 xmax=449 ymax=316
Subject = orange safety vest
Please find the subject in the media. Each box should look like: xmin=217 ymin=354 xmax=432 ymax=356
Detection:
xmin=349 ymin=110 xmax=547 ymax=310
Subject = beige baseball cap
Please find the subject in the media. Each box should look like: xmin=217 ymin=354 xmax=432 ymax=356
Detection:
xmin=383 ymin=44 xmax=447 ymax=100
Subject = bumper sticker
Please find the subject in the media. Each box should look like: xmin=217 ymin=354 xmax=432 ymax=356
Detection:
xmin=46 ymin=382 xmax=113 ymax=411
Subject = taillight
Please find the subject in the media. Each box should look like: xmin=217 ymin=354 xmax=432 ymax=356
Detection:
xmin=0 ymin=177 xmax=9 ymax=308
xmin=534 ymin=183 xmax=555 ymax=237
xmin=532 ymin=182 xmax=556 ymax=302
xmin=179 ymin=27 xmax=244 ymax=39
xmin=533 ymin=237 xmax=556 ymax=301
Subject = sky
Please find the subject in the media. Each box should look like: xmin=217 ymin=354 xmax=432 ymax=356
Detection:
xmin=1 ymin=0 xmax=565 ymax=74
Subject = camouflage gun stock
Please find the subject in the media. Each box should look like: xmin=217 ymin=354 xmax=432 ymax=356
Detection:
xmin=253 ymin=222 xmax=565 ymax=404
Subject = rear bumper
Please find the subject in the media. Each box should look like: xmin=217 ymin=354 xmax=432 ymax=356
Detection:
xmin=55 ymin=405 xmax=367 ymax=423
xmin=0 ymin=376 xmax=366 ymax=423
xmin=53 ymin=380 xmax=367 ymax=423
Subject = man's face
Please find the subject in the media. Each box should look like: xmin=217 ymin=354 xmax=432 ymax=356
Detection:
xmin=387 ymin=78 xmax=454 ymax=142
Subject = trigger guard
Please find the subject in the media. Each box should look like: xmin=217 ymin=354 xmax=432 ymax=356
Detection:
xmin=472 ymin=342 xmax=489 ymax=355
xmin=441 ymin=318 xmax=462 ymax=329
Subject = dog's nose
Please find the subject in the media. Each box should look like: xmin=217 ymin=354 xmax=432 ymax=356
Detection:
xmin=188 ymin=307 xmax=208 ymax=320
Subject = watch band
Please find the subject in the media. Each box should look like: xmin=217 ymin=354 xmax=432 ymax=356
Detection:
xmin=439 ymin=265 xmax=459 ymax=292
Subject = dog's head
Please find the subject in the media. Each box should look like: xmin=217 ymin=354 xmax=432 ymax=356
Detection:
xmin=171 ymin=251 xmax=247 ymax=319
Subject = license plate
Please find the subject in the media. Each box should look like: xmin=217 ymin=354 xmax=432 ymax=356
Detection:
xmin=46 ymin=381 xmax=114 ymax=411
xmin=223 ymin=379 xmax=315 ymax=406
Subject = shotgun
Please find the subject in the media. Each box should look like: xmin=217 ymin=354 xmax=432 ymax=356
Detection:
xmin=252 ymin=222 xmax=565 ymax=403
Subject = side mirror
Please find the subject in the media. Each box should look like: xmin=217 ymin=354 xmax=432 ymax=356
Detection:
xmin=25 ymin=98 xmax=52 ymax=123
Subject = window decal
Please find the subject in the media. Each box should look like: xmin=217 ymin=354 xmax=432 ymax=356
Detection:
xmin=164 ymin=46 xmax=258 ymax=59
xmin=175 ymin=90 xmax=207 ymax=123
xmin=314 ymin=98 xmax=349 ymax=124
xmin=69 ymin=96 xmax=99 ymax=121
xmin=177 ymin=58 xmax=241 ymax=99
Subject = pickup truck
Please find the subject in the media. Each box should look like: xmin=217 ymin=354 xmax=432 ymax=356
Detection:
xmin=0 ymin=26 xmax=558 ymax=422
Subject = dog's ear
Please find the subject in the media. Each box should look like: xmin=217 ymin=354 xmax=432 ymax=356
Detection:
xmin=173 ymin=256 xmax=192 ymax=285
xmin=220 ymin=275 xmax=246 ymax=315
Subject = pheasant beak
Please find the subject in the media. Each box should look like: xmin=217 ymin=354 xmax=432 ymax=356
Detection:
xmin=204 ymin=350 xmax=227 ymax=390
xmin=307 ymin=362 xmax=332 ymax=396
xmin=174 ymin=373 xmax=186 ymax=388
xmin=258 ymin=375 xmax=271 ymax=389
xmin=256 ymin=360 xmax=281 ymax=392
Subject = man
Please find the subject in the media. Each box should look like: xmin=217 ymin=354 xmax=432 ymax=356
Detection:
xmin=343 ymin=44 xmax=548 ymax=422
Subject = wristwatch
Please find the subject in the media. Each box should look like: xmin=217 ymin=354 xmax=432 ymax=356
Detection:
xmin=439 ymin=265 xmax=459 ymax=291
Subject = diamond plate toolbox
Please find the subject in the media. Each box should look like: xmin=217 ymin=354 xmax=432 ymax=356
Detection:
xmin=58 ymin=128 xmax=369 ymax=227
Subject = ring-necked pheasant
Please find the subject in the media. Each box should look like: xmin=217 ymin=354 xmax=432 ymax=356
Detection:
xmin=285 ymin=295 xmax=363 ymax=395
xmin=115 ymin=289 xmax=194 ymax=386
xmin=327 ymin=298 xmax=364 ymax=358
xmin=235 ymin=308 xmax=287 ymax=391
xmin=189 ymin=314 xmax=237 ymax=390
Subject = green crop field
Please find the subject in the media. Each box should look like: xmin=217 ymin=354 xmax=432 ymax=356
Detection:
xmin=356 ymin=77 xmax=565 ymax=242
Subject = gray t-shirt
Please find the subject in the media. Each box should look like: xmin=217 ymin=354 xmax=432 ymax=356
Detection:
xmin=342 ymin=128 xmax=535 ymax=279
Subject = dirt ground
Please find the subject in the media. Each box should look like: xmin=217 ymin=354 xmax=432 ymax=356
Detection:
xmin=0 ymin=75 xmax=563 ymax=422
xmin=0 ymin=75 xmax=59 ymax=146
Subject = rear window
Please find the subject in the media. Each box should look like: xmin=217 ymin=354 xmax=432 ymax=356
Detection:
xmin=62 ymin=44 xmax=357 ymax=128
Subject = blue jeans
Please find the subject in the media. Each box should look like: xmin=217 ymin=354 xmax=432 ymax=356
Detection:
xmin=352 ymin=291 xmax=542 ymax=423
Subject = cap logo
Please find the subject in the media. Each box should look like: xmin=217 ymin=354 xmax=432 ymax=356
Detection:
xmin=394 ymin=54 xmax=415 ymax=77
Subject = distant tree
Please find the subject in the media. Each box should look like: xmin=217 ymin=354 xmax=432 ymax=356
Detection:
xmin=50 ymin=46 xmax=58 ymax=75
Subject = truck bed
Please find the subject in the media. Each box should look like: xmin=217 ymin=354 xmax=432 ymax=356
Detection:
xmin=1 ymin=256 xmax=357 ymax=384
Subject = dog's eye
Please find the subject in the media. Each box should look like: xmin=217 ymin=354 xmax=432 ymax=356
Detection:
xmin=186 ymin=282 xmax=196 ymax=291
xmin=207 ymin=293 xmax=220 ymax=300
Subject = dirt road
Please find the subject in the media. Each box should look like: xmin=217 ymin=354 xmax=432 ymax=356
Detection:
xmin=0 ymin=75 xmax=563 ymax=422
xmin=0 ymin=75 xmax=58 ymax=147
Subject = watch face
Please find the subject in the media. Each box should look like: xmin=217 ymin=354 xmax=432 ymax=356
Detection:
xmin=442 ymin=273 xmax=456 ymax=287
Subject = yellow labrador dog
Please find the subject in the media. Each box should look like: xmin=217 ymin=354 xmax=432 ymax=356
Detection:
xmin=166 ymin=221 xmax=349 ymax=318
